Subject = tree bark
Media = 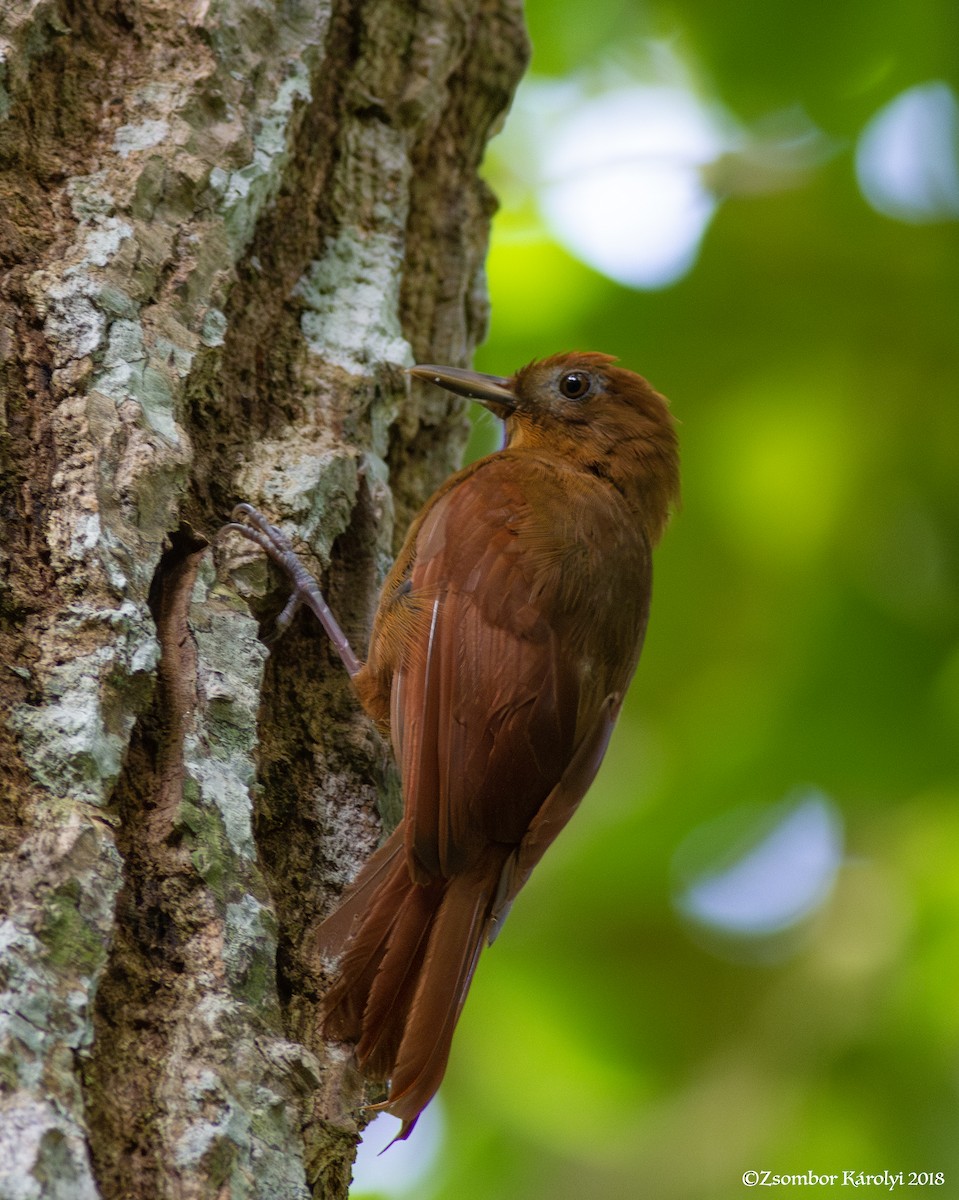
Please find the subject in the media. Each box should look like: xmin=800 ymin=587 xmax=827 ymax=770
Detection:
xmin=0 ymin=2 xmax=527 ymax=1196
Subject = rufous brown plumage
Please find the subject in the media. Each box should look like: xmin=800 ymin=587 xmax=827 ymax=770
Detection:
xmin=225 ymin=351 xmax=680 ymax=1140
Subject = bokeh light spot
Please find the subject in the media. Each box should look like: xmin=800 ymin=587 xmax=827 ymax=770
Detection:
xmin=855 ymin=81 xmax=959 ymax=223
xmin=539 ymin=86 xmax=731 ymax=287
xmin=674 ymin=791 xmax=844 ymax=937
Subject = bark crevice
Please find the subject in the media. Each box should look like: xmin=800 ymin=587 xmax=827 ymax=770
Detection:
xmin=84 ymin=525 xmax=211 ymax=1199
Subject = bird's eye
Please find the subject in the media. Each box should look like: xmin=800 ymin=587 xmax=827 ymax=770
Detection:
xmin=558 ymin=371 xmax=590 ymax=400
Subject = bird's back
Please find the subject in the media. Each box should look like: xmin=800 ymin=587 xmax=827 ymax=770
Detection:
xmin=387 ymin=450 xmax=652 ymax=879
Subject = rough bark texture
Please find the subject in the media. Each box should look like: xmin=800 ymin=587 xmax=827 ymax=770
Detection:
xmin=0 ymin=2 xmax=528 ymax=1196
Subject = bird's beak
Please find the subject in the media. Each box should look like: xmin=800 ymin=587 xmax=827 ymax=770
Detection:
xmin=407 ymin=364 xmax=517 ymax=417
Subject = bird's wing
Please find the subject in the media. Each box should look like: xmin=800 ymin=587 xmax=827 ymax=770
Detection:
xmin=387 ymin=456 xmax=647 ymax=883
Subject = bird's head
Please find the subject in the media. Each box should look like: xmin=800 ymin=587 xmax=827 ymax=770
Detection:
xmin=408 ymin=352 xmax=680 ymax=542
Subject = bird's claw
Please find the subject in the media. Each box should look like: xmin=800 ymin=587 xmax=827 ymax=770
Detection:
xmin=220 ymin=503 xmax=312 ymax=640
xmin=220 ymin=502 xmax=362 ymax=676
xmin=223 ymin=502 xmax=294 ymax=558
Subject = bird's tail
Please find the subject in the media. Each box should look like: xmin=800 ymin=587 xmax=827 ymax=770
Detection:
xmin=316 ymin=828 xmax=499 ymax=1139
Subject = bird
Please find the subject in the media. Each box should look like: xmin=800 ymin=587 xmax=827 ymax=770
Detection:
xmin=224 ymin=351 xmax=680 ymax=1140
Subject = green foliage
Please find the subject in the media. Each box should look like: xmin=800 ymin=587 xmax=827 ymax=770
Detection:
xmin=358 ymin=1 xmax=958 ymax=1194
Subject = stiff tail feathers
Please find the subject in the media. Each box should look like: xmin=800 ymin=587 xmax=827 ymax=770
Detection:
xmin=316 ymin=840 xmax=502 ymax=1140
xmin=382 ymin=868 xmax=489 ymax=1137
xmin=354 ymin=878 xmax=439 ymax=1078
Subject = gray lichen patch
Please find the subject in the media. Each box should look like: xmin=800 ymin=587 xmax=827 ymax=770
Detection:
xmin=200 ymin=307 xmax=228 ymax=347
xmin=91 ymin=318 xmax=183 ymax=444
xmin=112 ymin=118 xmax=171 ymax=157
xmin=169 ymin=557 xmax=268 ymax=872
xmin=0 ymin=815 xmax=122 ymax=1198
xmin=224 ymin=894 xmax=279 ymax=1009
xmin=233 ymin=445 xmax=361 ymax=569
xmin=26 ymin=216 xmax=133 ymax=368
xmin=212 ymin=57 xmax=317 ymax=257
xmin=165 ymin=1034 xmax=313 ymax=1200
xmin=0 ymin=1099 xmax=100 ymax=1200
xmin=10 ymin=603 xmax=159 ymax=808
xmin=80 ymin=217 xmax=134 ymax=269
xmin=66 ymin=171 xmax=116 ymax=220
xmin=297 ymin=229 xmax=414 ymax=378
xmin=41 ymin=287 xmax=106 ymax=367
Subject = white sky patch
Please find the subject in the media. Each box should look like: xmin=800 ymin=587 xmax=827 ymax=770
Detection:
xmin=855 ymin=81 xmax=959 ymax=223
xmin=350 ymin=1103 xmax=444 ymax=1196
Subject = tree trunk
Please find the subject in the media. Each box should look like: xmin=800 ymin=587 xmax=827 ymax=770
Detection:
xmin=0 ymin=2 xmax=527 ymax=1196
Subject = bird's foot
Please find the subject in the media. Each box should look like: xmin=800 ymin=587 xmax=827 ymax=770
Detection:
xmin=221 ymin=502 xmax=361 ymax=675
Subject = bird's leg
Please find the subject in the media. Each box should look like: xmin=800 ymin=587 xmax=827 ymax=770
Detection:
xmin=221 ymin=502 xmax=363 ymax=678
